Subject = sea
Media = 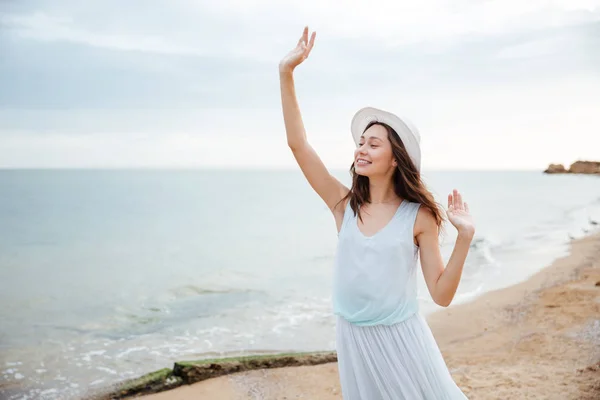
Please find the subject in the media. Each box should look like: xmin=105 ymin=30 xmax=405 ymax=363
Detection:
xmin=1 ymin=169 xmax=599 ymax=399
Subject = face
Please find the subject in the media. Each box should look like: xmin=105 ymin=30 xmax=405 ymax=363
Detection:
xmin=354 ymin=124 xmax=398 ymax=177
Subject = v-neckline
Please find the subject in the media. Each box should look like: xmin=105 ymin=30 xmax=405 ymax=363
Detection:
xmin=355 ymin=200 xmax=405 ymax=239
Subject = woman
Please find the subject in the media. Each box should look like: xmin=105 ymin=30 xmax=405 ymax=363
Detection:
xmin=279 ymin=26 xmax=473 ymax=399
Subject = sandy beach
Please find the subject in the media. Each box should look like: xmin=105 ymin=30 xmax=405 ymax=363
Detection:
xmin=122 ymin=233 xmax=600 ymax=400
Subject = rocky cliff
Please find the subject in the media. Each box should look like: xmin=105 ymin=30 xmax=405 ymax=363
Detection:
xmin=544 ymin=160 xmax=600 ymax=175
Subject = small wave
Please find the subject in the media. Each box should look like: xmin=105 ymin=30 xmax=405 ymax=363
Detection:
xmin=466 ymin=236 xmax=498 ymax=266
xmin=480 ymin=244 xmax=496 ymax=264
xmin=79 ymin=350 xmax=106 ymax=362
xmin=95 ymin=366 xmax=117 ymax=375
xmin=454 ymin=284 xmax=486 ymax=302
xmin=114 ymin=346 xmax=148 ymax=359
xmin=258 ymin=298 xmax=332 ymax=335
xmin=469 ymin=237 xmax=486 ymax=249
xmin=195 ymin=326 xmax=232 ymax=336
xmin=168 ymin=285 xmax=236 ymax=298
xmin=4 ymin=362 xmax=23 ymax=367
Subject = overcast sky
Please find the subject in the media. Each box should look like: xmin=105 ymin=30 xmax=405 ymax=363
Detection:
xmin=1 ymin=0 xmax=599 ymax=169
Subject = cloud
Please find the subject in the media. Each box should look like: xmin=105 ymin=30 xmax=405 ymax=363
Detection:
xmin=3 ymin=1 xmax=600 ymax=59
xmin=189 ymin=0 xmax=600 ymax=58
xmin=0 ymin=0 xmax=599 ymax=168
xmin=1 ymin=12 xmax=202 ymax=55
xmin=494 ymin=22 xmax=598 ymax=60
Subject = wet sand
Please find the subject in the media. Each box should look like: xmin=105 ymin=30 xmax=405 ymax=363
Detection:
xmin=137 ymin=233 xmax=600 ymax=400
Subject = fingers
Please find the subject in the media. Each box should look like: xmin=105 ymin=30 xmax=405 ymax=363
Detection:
xmin=303 ymin=31 xmax=316 ymax=59
xmin=300 ymin=26 xmax=308 ymax=46
xmin=297 ymin=26 xmax=307 ymax=46
xmin=449 ymin=189 xmax=465 ymax=210
xmin=307 ymin=31 xmax=316 ymax=52
xmin=298 ymin=26 xmax=316 ymax=52
xmin=455 ymin=189 xmax=463 ymax=209
xmin=465 ymin=202 xmax=470 ymax=213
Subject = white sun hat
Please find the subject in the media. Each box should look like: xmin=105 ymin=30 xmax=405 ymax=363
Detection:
xmin=350 ymin=106 xmax=422 ymax=172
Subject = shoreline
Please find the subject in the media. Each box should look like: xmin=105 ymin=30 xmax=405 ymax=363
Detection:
xmin=91 ymin=232 xmax=600 ymax=399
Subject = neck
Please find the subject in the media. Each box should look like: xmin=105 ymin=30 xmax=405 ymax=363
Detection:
xmin=368 ymin=175 xmax=398 ymax=204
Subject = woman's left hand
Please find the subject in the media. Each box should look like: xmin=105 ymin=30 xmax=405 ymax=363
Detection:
xmin=447 ymin=189 xmax=475 ymax=237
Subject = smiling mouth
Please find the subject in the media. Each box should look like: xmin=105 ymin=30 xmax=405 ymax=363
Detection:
xmin=356 ymin=159 xmax=372 ymax=165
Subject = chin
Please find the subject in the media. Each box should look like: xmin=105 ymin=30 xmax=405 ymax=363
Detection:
xmin=354 ymin=165 xmax=372 ymax=177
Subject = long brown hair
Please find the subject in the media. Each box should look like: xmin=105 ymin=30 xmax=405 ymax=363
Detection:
xmin=337 ymin=121 xmax=445 ymax=232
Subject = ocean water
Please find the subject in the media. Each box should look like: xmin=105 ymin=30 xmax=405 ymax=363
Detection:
xmin=1 ymin=169 xmax=599 ymax=399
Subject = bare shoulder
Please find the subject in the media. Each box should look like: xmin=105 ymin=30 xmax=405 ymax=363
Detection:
xmin=414 ymin=205 xmax=438 ymax=236
xmin=413 ymin=205 xmax=441 ymax=247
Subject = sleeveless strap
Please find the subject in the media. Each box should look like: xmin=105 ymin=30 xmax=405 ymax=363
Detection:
xmin=400 ymin=201 xmax=421 ymax=248
xmin=404 ymin=202 xmax=421 ymax=228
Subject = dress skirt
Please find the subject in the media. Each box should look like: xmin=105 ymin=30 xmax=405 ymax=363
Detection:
xmin=335 ymin=312 xmax=468 ymax=400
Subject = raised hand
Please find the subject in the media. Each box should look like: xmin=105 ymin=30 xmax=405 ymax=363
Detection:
xmin=447 ymin=189 xmax=475 ymax=237
xmin=279 ymin=26 xmax=316 ymax=74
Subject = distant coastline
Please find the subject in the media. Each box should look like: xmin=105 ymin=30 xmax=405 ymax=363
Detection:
xmin=544 ymin=160 xmax=600 ymax=175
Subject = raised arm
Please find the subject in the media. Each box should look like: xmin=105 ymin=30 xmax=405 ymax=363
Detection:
xmin=279 ymin=27 xmax=348 ymax=212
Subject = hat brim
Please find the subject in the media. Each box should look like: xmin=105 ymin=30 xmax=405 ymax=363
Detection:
xmin=350 ymin=107 xmax=422 ymax=171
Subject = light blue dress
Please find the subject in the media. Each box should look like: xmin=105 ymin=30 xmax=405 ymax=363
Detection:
xmin=333 ymin=199 xmax=468 ymax=400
